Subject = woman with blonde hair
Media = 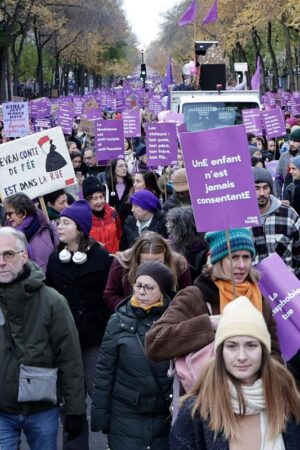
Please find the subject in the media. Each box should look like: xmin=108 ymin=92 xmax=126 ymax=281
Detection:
xmin=103 ymin=231 xmax=191 ymax=312
xmin=170 ymin=296 xmax=300 ymax=449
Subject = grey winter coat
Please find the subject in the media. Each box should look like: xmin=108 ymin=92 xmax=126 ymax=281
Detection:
xmin=91 ymin=297 xmax=173 ymax=450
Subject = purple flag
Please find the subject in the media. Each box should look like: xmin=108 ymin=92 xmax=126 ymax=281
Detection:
xmin=251 ymin=57 xmax=261 ymax=90
xmin=162 ymin=59 xmax=174 ymax=96
xmin=177 ymin=0 xmax=197 ymax=27
xmin=202 ymin=0 xmax=218 ymax=24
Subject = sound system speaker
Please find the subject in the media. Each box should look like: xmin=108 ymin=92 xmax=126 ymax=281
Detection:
xmin=200 ymin=64 xmax=226 ymax=90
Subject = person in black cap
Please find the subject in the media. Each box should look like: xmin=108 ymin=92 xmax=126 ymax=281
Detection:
xmin=120 ymin=189 xmax=167 ymax=251
xmin=252 ymin=166 xmax=300 ymax=277
xmin=135 ymin=143 xmax=148 ymax=173
xmin=82 ymin=177 xmax=122 ymax=253
xmin=91 ymin=261 xmax=173 ymax=450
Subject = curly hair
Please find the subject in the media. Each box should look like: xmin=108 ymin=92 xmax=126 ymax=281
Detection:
xmin=166 ymin=206 xmax=206 ymax=257
xmin=4 ymin=193 xmax=36 ymax=217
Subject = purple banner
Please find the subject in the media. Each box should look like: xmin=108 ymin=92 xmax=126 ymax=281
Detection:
xmin=242 ymin=109 xmax=263 ymax=136
xmin=180 ymin=125 xmax=261 ymax=232
xmin=257 ymin=253 xmax=300 ymax=360
xmin=56 ymin=106 xmax=74 ymax=135
xmin=145 ymin=122 xmax=179 ymax=167
xmin=94 ymin=119 xmax=124 ymax=161
xmin=261 ymin=108 xmax=285 ymax=139
xmin=122 ymin=109 xmax=141 ymax=138
xmin=85 ymin=108 xmax=102 ymax=120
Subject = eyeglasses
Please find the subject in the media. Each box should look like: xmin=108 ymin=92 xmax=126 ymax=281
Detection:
xmin=6 ymin=211 xmax=16 ymax=218
xmin=0 ymin=250 xmax=24 ymax=262
xmin=133 ymin=283 xmax=155 ymax=293
xmin=84 ymin=156 xmax=94 ymax=160
xmin=56 ymin=220 xmax=74 ymax=227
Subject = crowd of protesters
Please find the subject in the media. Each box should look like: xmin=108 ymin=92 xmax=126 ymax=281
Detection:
xmin=0 ymin=97 xmax=300 ymax=450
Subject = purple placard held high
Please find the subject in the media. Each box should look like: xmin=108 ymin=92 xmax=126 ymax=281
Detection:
xmin=56 ymin=106 xmax=74 ymax=135
xmin=180 ymin=125 xmax=261 ymax=232
xmin=94 ymin=119 xmax=124 ymax=162
xmin=242 ymin=109 xmax=263 ymax=136
xmin=122 ymin=109 xmax=141 ymax=138
xmin=261 ymin=107 xmax=286 ymax=139
xmin=257 ymin=253 xmax=300 ymax=361
xmin=145 ymin=122 xmax=178 ymax=167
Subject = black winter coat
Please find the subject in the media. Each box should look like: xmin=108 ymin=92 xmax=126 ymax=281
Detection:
xmin=46 ymin=243 xmax=112 ymax=348
xmin=91 ymin=298 xmax=173 ymax=450
xmin=120 ymin=210 xmax=168 ymax=250
xmin=170 ymin=397 xmax=300 ymax=450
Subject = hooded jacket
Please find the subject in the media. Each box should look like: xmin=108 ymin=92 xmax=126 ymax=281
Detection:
xmin=90 ymin=204 xmax=122 ymax=254
xmin=252 ymin=195 xmax=300 ymax=276
xmin=91 ymin=297 xmax=172 ymax=450
xmin=0 ymin=261 xmax=85 ymax=416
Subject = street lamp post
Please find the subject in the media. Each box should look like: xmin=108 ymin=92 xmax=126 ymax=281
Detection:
xmin=140 ymin=49 xmax=146 ymax=88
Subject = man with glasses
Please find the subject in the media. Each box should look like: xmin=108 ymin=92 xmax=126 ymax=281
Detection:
xmin=0 ymin=227 xmax=85 ymax=449
xmin=83 ymin=147 xmax=105 ymax=180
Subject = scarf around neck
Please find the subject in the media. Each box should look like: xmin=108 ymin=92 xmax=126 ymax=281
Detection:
xmin=215 ymin=279 xmax=262 ymax=313
xmin=230 ymin=379 xmax=285 ymax=450
xmin=130 ymin=294 xmax=163 ymax=311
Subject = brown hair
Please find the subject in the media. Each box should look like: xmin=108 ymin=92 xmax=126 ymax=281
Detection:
xmin=185 ymin=344 xmax=300 ymax=440
xmin=114 ymin=231 xmax=187 ymax=289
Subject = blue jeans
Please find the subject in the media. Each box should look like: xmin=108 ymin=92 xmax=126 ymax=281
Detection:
xmin=0 ymin=407 xmax=59 ymax=450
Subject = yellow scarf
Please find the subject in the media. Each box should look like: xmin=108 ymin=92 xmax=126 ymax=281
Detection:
xmin=215 ymin=279 xmax=263 ymax=313
xmin=130 ymin=295 xmax=164 ymax=311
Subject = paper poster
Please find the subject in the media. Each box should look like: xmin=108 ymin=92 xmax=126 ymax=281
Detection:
xmin=180 ymin=125 xmax=261 ymax=232
xmin=3 ymin=102 xmax=30 ymax=137
xmin=0 ymin=127 xmax=76 ymax=199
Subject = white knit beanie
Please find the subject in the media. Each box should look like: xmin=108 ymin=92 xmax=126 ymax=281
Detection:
xmin=214 ymin=296 xmax=271 ymax=353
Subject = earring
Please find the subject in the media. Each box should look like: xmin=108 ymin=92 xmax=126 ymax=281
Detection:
xmin=59 ymin=248 xmax=72 ymax=263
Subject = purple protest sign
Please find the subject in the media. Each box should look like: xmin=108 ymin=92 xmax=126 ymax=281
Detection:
xmin=85 ymin=108 xmax=102 ymax=119
xmin=261 ymin=108 xmax=285 ymax=139
xmin=94 ymin=119 xmax=124 ymax=162
xmin=148 ymin=95 xmax=163 ymax=115
xmin=242 ymin=109 xmax=263 ymax=136
xmin=56 ymin=106 xmax=74 ymax=135
xmin=122 ymin=109 xmax=141 ymax=138
xmin=180 ymin=125 xmax=261 ymax=232
xmin=145 ymin=122 xmax=178 ymax=167
xmin=257 ymin=253 xmax=300 ymax=360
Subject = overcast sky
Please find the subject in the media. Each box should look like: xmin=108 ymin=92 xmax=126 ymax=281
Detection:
xmin=123 ymin=0 xmax=178 ymax=48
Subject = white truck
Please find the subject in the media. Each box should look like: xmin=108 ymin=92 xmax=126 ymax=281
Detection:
xmin=171 ymin=90 xmax=261 ymax=132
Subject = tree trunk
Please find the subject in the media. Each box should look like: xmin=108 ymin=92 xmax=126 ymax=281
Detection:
xmin=0 ymin=45 xmax=8 ymax=102
xmin=6 ymin=46 xmax=11 ymax=100
xmin=34 ymin=25 xmax=44 ymax=97
xmin=282 ymin=21 xmax=295 ymax=91
xmin=235 ymin=42 xmax=250 ymax=87
xmin=267 ymin=22 xmax=279 ymax=91
xmin=251 ymin=29 xmax=266 ymax=92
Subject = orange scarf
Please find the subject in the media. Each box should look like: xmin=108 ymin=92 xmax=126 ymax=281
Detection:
xmin=130 ymin=295 xmax=164 ymax=311
xmin=215 ymin=279 xmax=262 ymax=313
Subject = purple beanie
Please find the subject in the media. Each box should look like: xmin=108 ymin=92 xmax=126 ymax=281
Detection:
xmin=130 ymin=190 xmax=161 ymax=212
xmin=59 ymin=200 xmax=92 ymax=236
